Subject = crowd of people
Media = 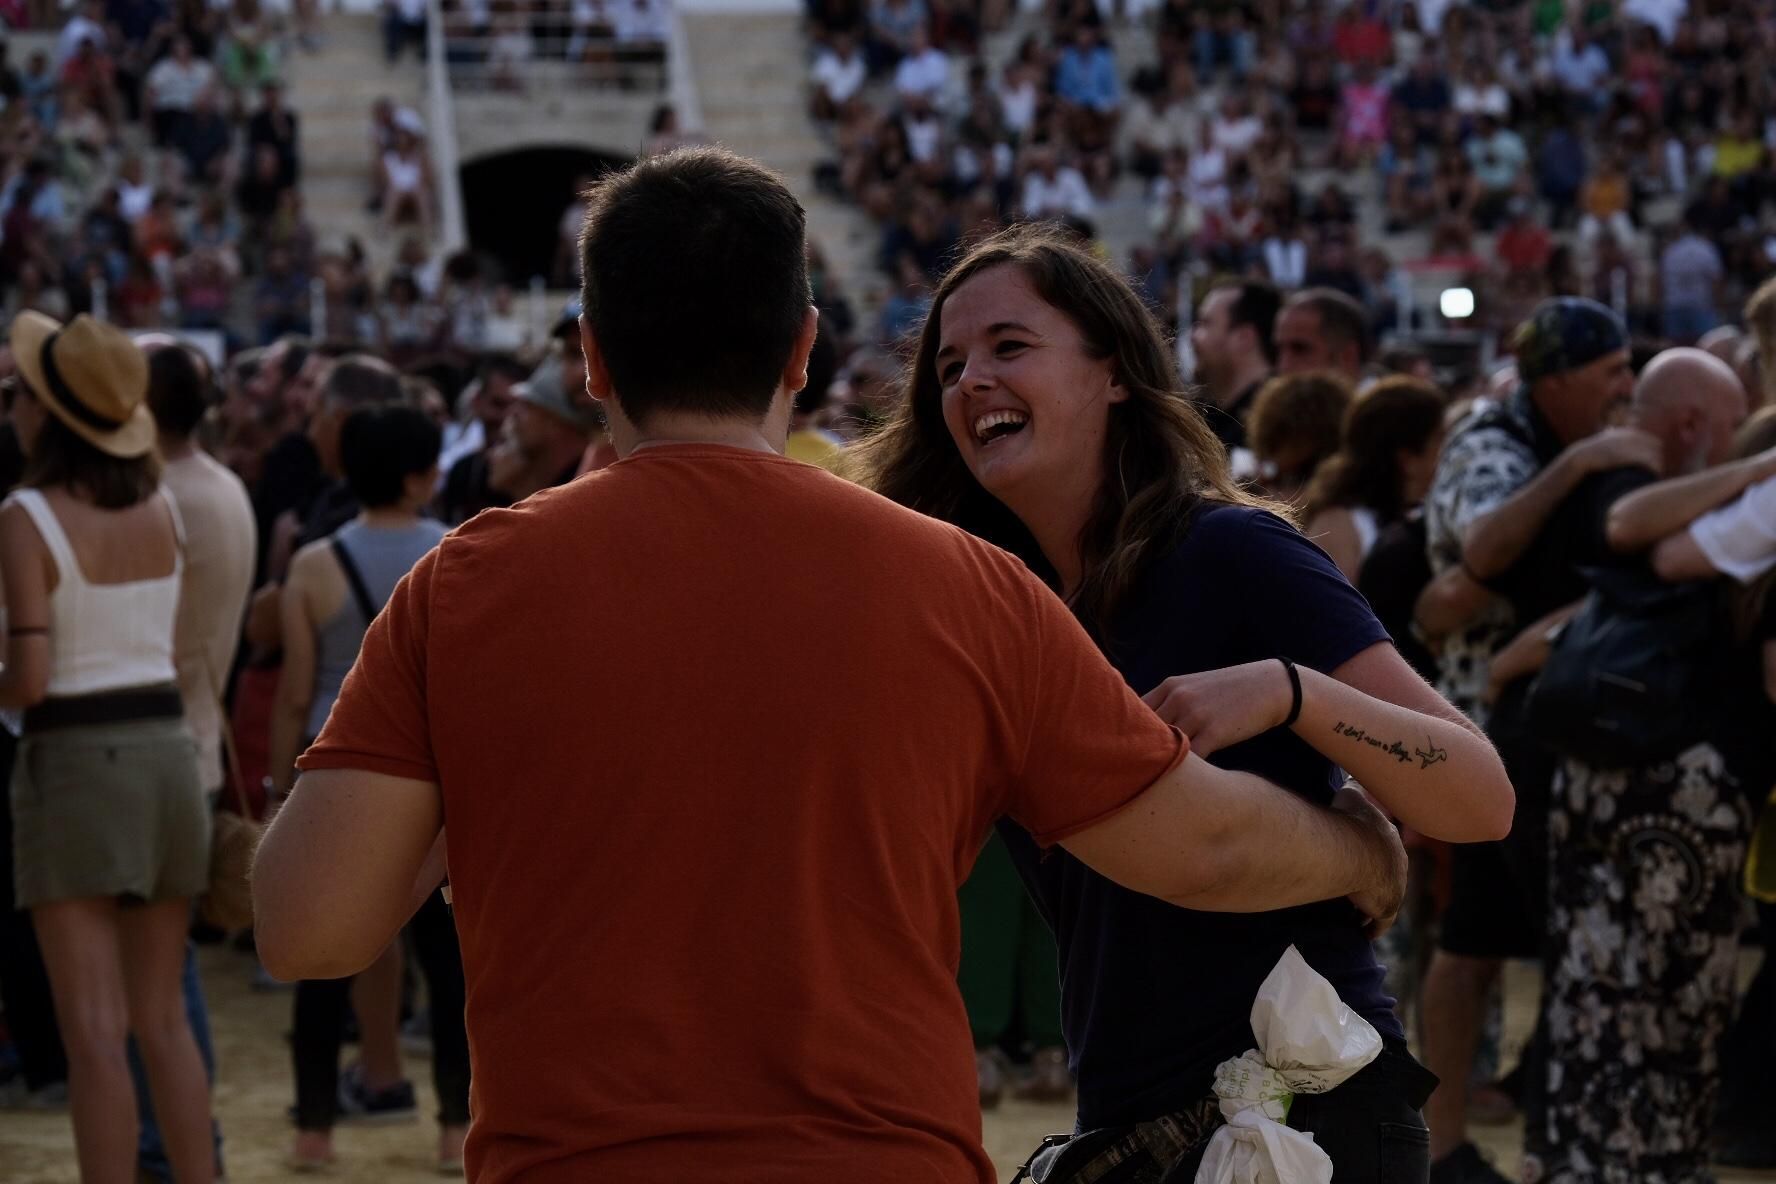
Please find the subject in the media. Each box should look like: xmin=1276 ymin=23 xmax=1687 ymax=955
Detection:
xmin=804 ymin=0 xmax=1776 ymax=354
xmin=0 ymin=0 xmax=582 ymax=368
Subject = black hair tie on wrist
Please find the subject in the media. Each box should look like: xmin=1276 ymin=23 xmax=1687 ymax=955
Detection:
xmin=1279 ymin=657 xmax=1303 ymax=729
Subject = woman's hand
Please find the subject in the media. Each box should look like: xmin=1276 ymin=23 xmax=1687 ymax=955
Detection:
xmin=1142 ymin=660 xmax=1293 ymax=758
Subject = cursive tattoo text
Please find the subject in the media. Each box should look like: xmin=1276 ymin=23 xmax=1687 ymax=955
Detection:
xmin=1332 ymin=721 xmax=1412 ymax=764
xmin=1333 ymin=721 xmax=1450 ymax=772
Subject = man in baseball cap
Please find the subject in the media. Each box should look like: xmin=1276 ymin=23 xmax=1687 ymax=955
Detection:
xmin=1416 ymin=296 xmax=1659 ymax=1184
xmin=485 ymin=353 xmax=598 ymax=502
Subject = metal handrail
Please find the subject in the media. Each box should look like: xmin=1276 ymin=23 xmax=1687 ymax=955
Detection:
xmin=665 ymin=0 xmax=700 ymax=132
xmin=438 ymin=28 xmax=669 ymax=91
xmin=426 ymin=0 xmax=468 ymax=251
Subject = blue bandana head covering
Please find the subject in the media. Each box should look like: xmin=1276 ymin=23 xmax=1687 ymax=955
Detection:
xmin=1509 ymin=298 xmax=1627 ymax=384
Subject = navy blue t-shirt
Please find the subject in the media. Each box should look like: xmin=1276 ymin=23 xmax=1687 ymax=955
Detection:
xmin=997 ymin=505 xmax=1402 ymax=1130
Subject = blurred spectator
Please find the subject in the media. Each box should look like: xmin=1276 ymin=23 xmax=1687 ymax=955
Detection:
xmin=1247 ymin=370 xmax=1354 ymax=502
xmin=1193 ymin=0 xmax=1252 ymax=83
xmin=1335 ymin=62 xmax=1390 ymax=169
xmin=1497 ymin=199 xmax=1554 ymax=291
xmin=438 ymin=352 xmax=526 ymax=523
xmin=1391 ymin=51 xmax=1450 ymax=143
xmin=378 ymin=124 xmax=436 ymax=239
xmin=1577 ymin=150 xmax=1634 ymax=249
xmin=892 ymin=23 xmax=948 ymax=103
xmin=811 ymin=30 xmax=868 ymax=121
xmin=1552 ymin=24 xmax=1611 ymax=110
xmin=868 ymin=0 xmax=928 ymax=72
xmin=1303 ymin=375 xmax=1447 ymax=581
xmin=1020 ymin=144 xmax=1094 ymax=221
xmin=173 ymin=88 xmax=236 ymax=188
xmin=247 ymin=80 xmax=300 ymax=191
xmin=1467 ymin=114 xmax=1528 ymax=228
xmin=1452 ymin=61 xmax=1509 ymax=120
xmin=1187 ymin=278 xmax=1278 ymax=453
xmin=1275 ymin=287 xmax=1370 ymax=380
xmin=1661 ymin=222 xmax=1725 ymax=343
xmin=384 ymin=0 xmax=428 ymax=63
xmin=146 ymin=36 xmax=216 ymax=146
xmin=255 ymin=245 xmax=311 ymax=345
xmin=485 ymin=356 xmax=598 ymax=502
xmin=1536 ymin=119 xmax=1585 ymax=229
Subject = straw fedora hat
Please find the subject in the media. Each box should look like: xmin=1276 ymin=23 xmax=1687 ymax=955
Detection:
xmin=10 ymin=312 xmax=154 ymax=459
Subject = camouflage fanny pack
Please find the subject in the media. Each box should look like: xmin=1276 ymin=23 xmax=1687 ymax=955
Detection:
xmin=1009 ymin=1097 xmax=1223 ymax=1184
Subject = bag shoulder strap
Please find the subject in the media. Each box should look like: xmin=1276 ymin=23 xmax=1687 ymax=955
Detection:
xmin=330 ymin=535 xmax=379 ymax=625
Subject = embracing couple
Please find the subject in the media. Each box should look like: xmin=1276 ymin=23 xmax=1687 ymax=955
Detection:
xmin=253 ymin=147 xmax=1513 ymax=1184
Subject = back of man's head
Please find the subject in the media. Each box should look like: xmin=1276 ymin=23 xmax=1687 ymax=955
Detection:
xmin=1283 ymin=288 xmax=1371 ymax=372
xmin=145 ymin=341 xmax=212 ymax=441
xmin=578 ymin=147 xmax=810 ymax=427
xmin=323 ymin=354 xmax=406 ymax=412
xmin=1212 ymin=279 xmax=1281 ymax=365
xmin=1633 ymin=346 xmax=1747 ymax=471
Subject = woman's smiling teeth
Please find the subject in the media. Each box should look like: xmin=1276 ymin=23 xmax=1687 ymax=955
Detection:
xmin=972 ymin=409 xmax=1030 ymax=445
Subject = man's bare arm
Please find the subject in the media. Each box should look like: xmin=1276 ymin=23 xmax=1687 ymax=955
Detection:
xmin=1413 ymin=565 xmax=1494 ymax=644
xmin=1463 ymin=428 xmax=1663 ymax=579
xmin=253 ymin=768 xmax=442 ymax=982
xmin=1651 ymin=529 xmax=1721 ymax=582
xmin=1606 ymin=449 xmax=1776 ymax=554
xmin=1059 ymin=752 xmax=1406 ymax=923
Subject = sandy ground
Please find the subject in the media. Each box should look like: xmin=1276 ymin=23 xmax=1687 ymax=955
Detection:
xmin=0 ymin=950 xmax=1766 ymax=1183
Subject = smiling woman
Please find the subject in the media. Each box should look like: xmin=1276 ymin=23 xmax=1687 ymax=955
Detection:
xmin=853 ymin=224 xmax=1511 ymax=1184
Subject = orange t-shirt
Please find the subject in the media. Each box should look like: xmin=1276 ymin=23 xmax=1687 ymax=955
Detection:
xmin=301 ymin=444 xmax=1186 ymax=1183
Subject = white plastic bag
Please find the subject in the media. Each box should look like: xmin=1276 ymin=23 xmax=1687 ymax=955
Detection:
xmin=1194 ymin=945 xmax=1383 ymax=1184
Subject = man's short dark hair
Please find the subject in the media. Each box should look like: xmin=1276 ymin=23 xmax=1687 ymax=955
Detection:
xmin=1286 ymin=288 xmax=1373 ymax=365
xmin=1212 ymin=279 xmax=1282 ymax=365
xmin=146 ymin=343 xmax=213 ymax=439
xmin=274 ymin=335 xmax=313 ymax=382
xmin=323 ymin=354 xmax=406 ymax=411
xmin=478 ymin=351 xmax=530 ymax=384
xmin=578 ymin=147 xmax=810 ymax=425
xmin=340 ymin=403 xmax=442 ymax=508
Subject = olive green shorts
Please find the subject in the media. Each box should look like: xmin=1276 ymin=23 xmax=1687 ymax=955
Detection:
xmin=11 ymin=718 xmax=210 ymax=909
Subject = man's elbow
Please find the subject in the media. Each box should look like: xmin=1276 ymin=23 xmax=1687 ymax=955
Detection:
xmin=1458 ymin=534 xmax=1504 ymax=582
xmin=1651 ymin=533 xmax=1711 ymax=582
xmin=251 ymin=877 xmax=377 ymax=982
xmin=1603 ymin=509 xmax=1639 ymax=554
xmin=1468 ymin=784 xmax=1516 ymax=843
xmin=253 ymin=912 xmax=373 ymax=982
xmin=1154 ymin=824 xmax=1243 ymax=910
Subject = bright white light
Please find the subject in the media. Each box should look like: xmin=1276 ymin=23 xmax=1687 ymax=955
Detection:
xmin=1440 ymin=287 xmax=1476 ymax=319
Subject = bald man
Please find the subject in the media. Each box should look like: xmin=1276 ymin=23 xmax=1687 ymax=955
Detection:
xmin=1604 ymin=347 xmax=1759 ymax=554
xmin=1426 ymin=346 xmax=1749 ymax=1183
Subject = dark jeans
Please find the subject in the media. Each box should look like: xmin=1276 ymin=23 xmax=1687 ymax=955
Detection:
xmin=0 ymin=726 xmax=67 ymax=1091
xmin=132 ymin=942 xmax=224 ymax=1181
xmin=384 ymin=11 xmax=427 ymax=61
xmin=1021 ymin=1040 xmax=1435 ymax=1183
xmin=293 ymin=892 xmax=470 ymax=1130
xmin=1717 ymin=899 xmax=1776 ymax=1131
xmin=409 ymin=891 xmax=470 ymax=1126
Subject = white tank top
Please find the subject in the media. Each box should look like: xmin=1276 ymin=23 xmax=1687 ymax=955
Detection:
xmin=7 ymin=488 xmax=184 ymax=697
xmin=1350 ymin=506 xmax=1381 ymax=563
xmin=384 ymin=150 xmax=422 ymax=195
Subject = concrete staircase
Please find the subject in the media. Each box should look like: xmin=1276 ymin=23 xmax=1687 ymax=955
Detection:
xmin=680 ymin=10 xmax=885 ymax=326
xmin=285 ymin=13 xmax=429 ymax=270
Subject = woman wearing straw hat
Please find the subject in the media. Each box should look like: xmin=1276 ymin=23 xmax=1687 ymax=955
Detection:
xmin=0 ymin=312 xmax=216 ymax=1183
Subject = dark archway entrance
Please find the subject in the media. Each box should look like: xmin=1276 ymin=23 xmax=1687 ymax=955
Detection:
xmin=460 ymin=146 xmax=629 ymax=287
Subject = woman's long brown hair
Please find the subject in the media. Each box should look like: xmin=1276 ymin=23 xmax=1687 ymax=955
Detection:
xmin=849 ymin=224 xmax=1279 ymax=633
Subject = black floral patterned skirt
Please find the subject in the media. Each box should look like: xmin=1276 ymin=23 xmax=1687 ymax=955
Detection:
xmin=1525 ymin=743 xmax=1752 ymax=1184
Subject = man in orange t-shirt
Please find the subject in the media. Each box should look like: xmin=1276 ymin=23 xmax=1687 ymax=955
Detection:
xmin=253 ymin=147 xmax=1407 ymax=1184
